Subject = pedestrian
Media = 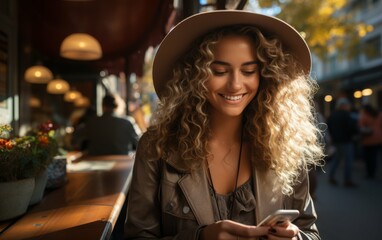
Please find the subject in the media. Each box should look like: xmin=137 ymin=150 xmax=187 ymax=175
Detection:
xmin=358 ymin=104 xmax=382 ymax=180
xmin=125 ymin=10 xmax=324 ymax=240
xmin=327 ymin=98 xmax=358 ymax=187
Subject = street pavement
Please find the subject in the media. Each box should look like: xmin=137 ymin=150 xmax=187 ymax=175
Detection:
xmin=313 ymin=157 xmax=382 ymax=240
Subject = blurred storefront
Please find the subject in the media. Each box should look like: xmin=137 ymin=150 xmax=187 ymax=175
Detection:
xmin=314 ymin=0 xmax=382 ymax=118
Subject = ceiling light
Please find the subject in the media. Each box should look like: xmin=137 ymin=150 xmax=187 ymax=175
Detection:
xmin=74 ymin=96 xmax=90 ymax=107
xmin=24 ymin=65 xmax=53 ymax=83
xmin=354 ymin=90 xmax=362 ymax=98
xmin=47 ymin=78 xmax=70 ymax=94
xmin=60 ymin=33 xmax=102 ymax=60
xmin=29 ymin=97 xmax=41 ymax=108
xmin=324 ymin=95 xmax=333 ymax=102
xmin=362 ymin=88 xmax=373 ymax=96
xmin=64 ymin=90 xmax=82 ymax=102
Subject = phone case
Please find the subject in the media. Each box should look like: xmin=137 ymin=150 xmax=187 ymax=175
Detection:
xmin=258 ymin=209 xmax=300 ymax=226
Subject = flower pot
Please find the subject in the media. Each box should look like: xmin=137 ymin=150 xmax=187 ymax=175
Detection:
xmin=46 ymin=155 xmax=67 ymax=189
xmin=0 ymin=178 xmax=35 ymax=221
xmin=29 ymin=169 xmax=48 ymax=205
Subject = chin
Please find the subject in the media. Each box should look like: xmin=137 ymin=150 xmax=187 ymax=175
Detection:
xmin=221 ymin=111 xmax=245 ymax=118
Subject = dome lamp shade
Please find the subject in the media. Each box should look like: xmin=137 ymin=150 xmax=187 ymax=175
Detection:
xmin=47 ymin=78 xmax=70 ymax=94
xmin=60 ymin=33 xmax=102 ymax=60
xmin=24 ymin=65 xmax=53 ymax=83
xmin=74 ymin=96 xmax=90 ymax=107
xmin=64 ymin=90 xmax=82 ymax=102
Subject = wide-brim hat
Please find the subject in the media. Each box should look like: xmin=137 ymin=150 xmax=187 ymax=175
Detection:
xmin=153 ymin=10 xmax=311 ymax=98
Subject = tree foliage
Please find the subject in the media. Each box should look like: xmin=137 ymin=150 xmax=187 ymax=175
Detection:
xmin=257 ymin=0 xmax=373 ymax=59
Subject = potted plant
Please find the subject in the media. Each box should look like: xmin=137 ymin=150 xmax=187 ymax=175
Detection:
xmin=28 ymin=122 xmax=60 ymax=205
xmin=0 ymin=122 xmax=58 ymax=220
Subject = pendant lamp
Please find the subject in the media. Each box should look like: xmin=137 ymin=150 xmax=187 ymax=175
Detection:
xmin=24 ymin=65 xmax=53 ymax=83
xmin=64 ymin=90 xmax=82 ymax=102
xmin=47 ymin=77 xmax=70 ymax=94
xmin=60 ymin=33 xmax=102 ymax=60
xmin=29 ymin=97 xmax=41 ymax=108
xmin=74 ymin=96 xmax=90 ymax=107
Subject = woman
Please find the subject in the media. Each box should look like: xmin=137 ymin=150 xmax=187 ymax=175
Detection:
xmin=125 ymin=10 xmax=324 ymax=240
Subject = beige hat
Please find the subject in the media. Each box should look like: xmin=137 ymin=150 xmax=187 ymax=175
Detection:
xmin=153 ymin=10 xmax=311 ymax=98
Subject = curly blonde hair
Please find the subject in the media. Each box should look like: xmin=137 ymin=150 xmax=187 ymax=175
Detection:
xmin=145 ymin=25 xmax=324 ymax=195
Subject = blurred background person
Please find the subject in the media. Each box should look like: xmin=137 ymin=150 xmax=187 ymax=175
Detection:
xmin=327 ymin=98 xmax=359 ymax=187
xmin=358 ymin=104 xmax=382 ymax=180
xmin=72 ymin=94 xmax=139 ymax=156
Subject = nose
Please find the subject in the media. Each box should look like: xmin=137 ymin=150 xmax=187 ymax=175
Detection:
xmin=228 ymin=70 xmax=243 ymax=91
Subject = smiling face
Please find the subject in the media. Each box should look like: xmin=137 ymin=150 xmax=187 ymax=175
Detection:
xmin=206 ymin=34 xmax=260 ymax=119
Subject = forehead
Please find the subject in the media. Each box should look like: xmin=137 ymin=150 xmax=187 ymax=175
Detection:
xmin=211 ymin=34 xmax=257 ymax=60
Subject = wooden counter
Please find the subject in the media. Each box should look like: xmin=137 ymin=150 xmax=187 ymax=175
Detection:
xmin=0 ymin=154 xmax=134 ymax=240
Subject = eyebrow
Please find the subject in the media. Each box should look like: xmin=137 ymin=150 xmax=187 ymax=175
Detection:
xmin=211 ymin=60 xmax=259 ymax=66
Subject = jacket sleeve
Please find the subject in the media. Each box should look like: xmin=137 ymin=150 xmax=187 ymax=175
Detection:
xmin=124 ymin=133 xmax=203 ymax=240
xmin=287 ymin=169 xmax=321 ymax=240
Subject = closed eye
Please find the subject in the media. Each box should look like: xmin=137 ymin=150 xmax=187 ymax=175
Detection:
xmin=242 ymin=69 xmax=257 ymax=75
xmin=242 ymin=67 xmax=258 ymax=76
xmin=212 ymin=69 xmax=228 ymax=76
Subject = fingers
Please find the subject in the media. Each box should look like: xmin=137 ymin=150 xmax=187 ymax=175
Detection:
xmin=201 ymin=220 xmax=299 ymax=240
xmin=267 ymin=223 xmax=299 ymax=239
xmin=221 ymin=220 xmax=270 ymax=238
xmin=201 ymin=220 xmax=270 ymax=240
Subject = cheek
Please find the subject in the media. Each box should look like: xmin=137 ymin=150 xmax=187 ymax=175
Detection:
xmin=206 ymin=91 xmax=217 ymax=103
xmin=248 ymin=76 xmax=260 ymax=91
xmin=206 ymin=77 xmax=225 ymax=91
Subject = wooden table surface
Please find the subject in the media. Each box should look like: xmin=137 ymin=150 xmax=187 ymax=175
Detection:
xmin=0 ymin=154 xmax=134 ymax=240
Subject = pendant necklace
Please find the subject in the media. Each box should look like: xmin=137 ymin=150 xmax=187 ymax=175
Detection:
xmin=207 ymin=127 xmax=243 ymax=220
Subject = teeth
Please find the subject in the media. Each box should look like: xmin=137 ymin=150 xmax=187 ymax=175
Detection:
xmin=223 ymin=95 xmax=242 ymax=101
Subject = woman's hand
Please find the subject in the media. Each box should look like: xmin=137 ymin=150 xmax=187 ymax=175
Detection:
xmin=266 ymin=221 xmax=300 ymax=240
xmin=200 ymin=220 xmax=270 ymax=240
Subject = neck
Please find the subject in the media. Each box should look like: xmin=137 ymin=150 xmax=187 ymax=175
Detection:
xmin=209 ymin=114 xmax=243 ymax=144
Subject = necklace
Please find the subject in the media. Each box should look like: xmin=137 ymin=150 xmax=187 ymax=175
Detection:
xmin=207 ymin=128 xmax=243 ymax=220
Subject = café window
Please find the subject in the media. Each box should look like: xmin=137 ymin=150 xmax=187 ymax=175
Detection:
xmin=364 ymin=35 xmax=382 ymax=61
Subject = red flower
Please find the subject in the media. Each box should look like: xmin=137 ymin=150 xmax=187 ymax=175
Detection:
xmin=0 ymin=139 xmax=7 ymax=147
xmin=39 ymin=121 xmax=58 ymax=133
xmin=5 ymin=140 xmax=14 ymax=150
xmin=38 ymin=135 xmax=49 ymax=145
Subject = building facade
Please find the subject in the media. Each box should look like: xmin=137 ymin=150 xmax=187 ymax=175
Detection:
xmin=314 ymin=0 xmax=382 ymax=117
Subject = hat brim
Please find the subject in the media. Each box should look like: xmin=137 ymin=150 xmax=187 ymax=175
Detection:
xmin=153 ymin=10 xmax=311 ymax=98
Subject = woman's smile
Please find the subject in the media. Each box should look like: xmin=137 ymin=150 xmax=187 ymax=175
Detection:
xmin=220 ymin=93 xmax=247 ymax=103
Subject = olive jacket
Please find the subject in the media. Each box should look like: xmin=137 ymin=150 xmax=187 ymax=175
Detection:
xmin=125 ymin=135 xmax=320 ymax=240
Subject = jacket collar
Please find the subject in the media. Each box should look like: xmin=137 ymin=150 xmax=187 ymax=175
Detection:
xmin=165 ymin=152 xmax=191 ymax=173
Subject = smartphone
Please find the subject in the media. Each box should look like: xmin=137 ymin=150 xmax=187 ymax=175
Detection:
xmin=258 ymin=209 xmax=300 ymax=226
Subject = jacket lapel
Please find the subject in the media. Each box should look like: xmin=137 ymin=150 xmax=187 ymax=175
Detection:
xmin=178 ymin=165 xmax=215 ymax=226
xmin=253 ymin=167 xmax=284 ymax=224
